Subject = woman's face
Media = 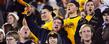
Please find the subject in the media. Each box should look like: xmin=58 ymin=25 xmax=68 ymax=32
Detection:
xmin=103 ymin=13 xmax=109 ymax=23
xmin=19 ymin=26 xmax=30 ymax=38
xmin=7 ymin=15 xmax=15 ymax=24
xmin=81 ymin=26 xmax=93 ymax=41
xmin=0 ymin=32 xmax=4 ymax=42
xmin=85 ymin=1 xmax=94 ymax=14
xmin=49 ymin=37 xmax=57 ymax=44
xmin=41 ymin=9 xmax=52 ymax=21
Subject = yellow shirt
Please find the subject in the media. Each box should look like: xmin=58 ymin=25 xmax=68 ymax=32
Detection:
xmin=41 ymin=20 xmax=53 ymax=30
xmin=85 ymin=15 xmax=93 ymax=21
xmin=64 ymin=16 xmax=81 ymax=44
xmin=76 ymin=0 xmax=88 ymax=11
xmin=29 ymin=32 xmax=39 ymax=44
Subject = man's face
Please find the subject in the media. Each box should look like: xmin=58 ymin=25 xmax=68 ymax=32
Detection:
xmin=85 ymin=1 xmax=94 ymax=14
xmin=19 ymin=26 xmax=30 ymax=38
xmin=7 ymin=15 xmax=15 ymax=24
xmin=53 ymin=19 xmax=62 ymax=32
xmin=49 ymin=37 xmax=57 ymax=44
xmin=67 ymin=3 xmax=78 ymax=14
xmin=0 ymin=32 xmax=4 ymax=42
xmin=103 ymin=13 xmax=109 ymax=23
xmin=41 ymin=9 xmax=52 ymax=21
xmin=6 ymin=36 xmax=16 ymax=44
xmin=80 ymin=27 xmax=92 ymax=41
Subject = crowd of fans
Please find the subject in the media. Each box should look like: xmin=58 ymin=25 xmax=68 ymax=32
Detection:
xmin=0 ymin=0 xmax=109 ymax=44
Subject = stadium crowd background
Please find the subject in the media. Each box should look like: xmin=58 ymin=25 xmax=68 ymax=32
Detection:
xmin=0 ymin=0 xmax=109 ymax=44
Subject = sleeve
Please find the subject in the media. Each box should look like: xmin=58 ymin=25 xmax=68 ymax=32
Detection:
xmin=25 ymin=16 xmax=48 ymax=39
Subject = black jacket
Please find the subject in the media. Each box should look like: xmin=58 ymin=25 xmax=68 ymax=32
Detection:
xmin=26 ymin=17 xmax=71 ymax=44
xmin=102 ymin=23 xmax=109 ymax=44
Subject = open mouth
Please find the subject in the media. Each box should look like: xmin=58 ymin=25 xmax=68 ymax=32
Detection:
xmin=55 ymin=26 xmax=58 ymax=29
xmin=89 ymin=8 xmax=92 ymax=12
xmin=25 ymin=32 xmax=27 ymax=34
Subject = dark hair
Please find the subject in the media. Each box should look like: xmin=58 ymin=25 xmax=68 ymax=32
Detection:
xmin=47 ymin=31 xmax=62 ymax=44
xmin=102 ymin=8 xmax=109 ymax=16
xmin=70 ymin=1 xmax=80 ymax=9
xmin=6 ymin=31 xmax=19 ymax=41
xmin=53 ymin=17 xmax=64 ymax=26
xmin=86 ymin=0 xmax=94 ymax=4
xmin=42 ymin=5 xmax=56 ymax=17
xmin=48 ymin=32 xmax=58 ymax=38
xmin=84 ymin=0 xmax=95 ymax=15
xmin=79 ymin=24 xmax=95 ymax=36
xmin=43 ymin=5 xmax=53 ymax=12
xmin=3 ymin=24 xmax=15 ymax=34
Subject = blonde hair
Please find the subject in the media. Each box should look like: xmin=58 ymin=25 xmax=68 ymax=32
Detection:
xmin=79 ymin=24 xmax=93 ymax=33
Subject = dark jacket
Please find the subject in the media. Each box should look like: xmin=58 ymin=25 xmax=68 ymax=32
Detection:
xmin=0 ymin=10 xmax=4 ymax=28
xmin=17 ymin=40 xmax=33 ymax=44
xmin=0 ymin=39 xmax=6 ymax=44
xmin=26 ymin=17 xmax=71 ymax=44
xmin=80 ymin=41 xmax=96 ymax=44
xmin=102 ymin=23 xmax=109 ymax=44
xmin=89 ymin=9 xmax=105 ymax=44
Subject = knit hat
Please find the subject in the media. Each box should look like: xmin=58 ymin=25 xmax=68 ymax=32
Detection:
xmin=0 ymin=28 xmax=5 ymax=37
xmin=8 ymin=12 xmax=19 ymax=21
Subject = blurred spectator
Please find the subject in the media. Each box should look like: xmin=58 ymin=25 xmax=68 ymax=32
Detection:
xmin=79 ymin=24 xmax=95 ymax=44
xmin=46 ymin=31 xmax=62 ymax=44
xmin=0 ymin=10 xmax=4 ymax=28
xmin=22 ymin=18 xmax=39 ymax=44
xmin=48 ymin=0 xmax=59 ymax=9
xmin=6 ymin=12 xmax=19 ymax=29
xmin=0 ymin=28 xmax=6 ymax=44
xmin=40 ymin=5 xmax=55 ymax=30
xmin=65 ymin=1 xmax=80 ymax=18
xmin=0 ymin=0 xmax=5 ymax=28
xmin=5 ymin=0 xmax=17 ymax=12
xmin=64 ymin=1 xmax=80 ymax=44
xmin=102 ymin=0 xmax=109 ymax=7
xmin=83 ymin=0 xmax=94 ymax=22
xmin=88 ymin=0 xmax=105 ymax=44
xmin=61 ymin=0 xmax=70 ymax=8
xmin=6 ymin=31 xmax=19 ymax=44
xmin=26 ymin=17 xmax=71 ymax=44
xmin=92 ymin=0 xmax=108 ymax=12
xmin=21 ymin=4 xmax=43 ymax=44
xmin=36 ymin=0 xmax=45 ymax=12
xmin=18 ymin=25 xmax=35 ymax=44
xmin=102 ymin=8 xmax=109 ymax=29
xmin=102 ymin=8 xmax=109 ymax=44
xmin=41 ymin=5 xmax=55 ymax=22
xmin=2 ymin=24 xmax=15 ymax=34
